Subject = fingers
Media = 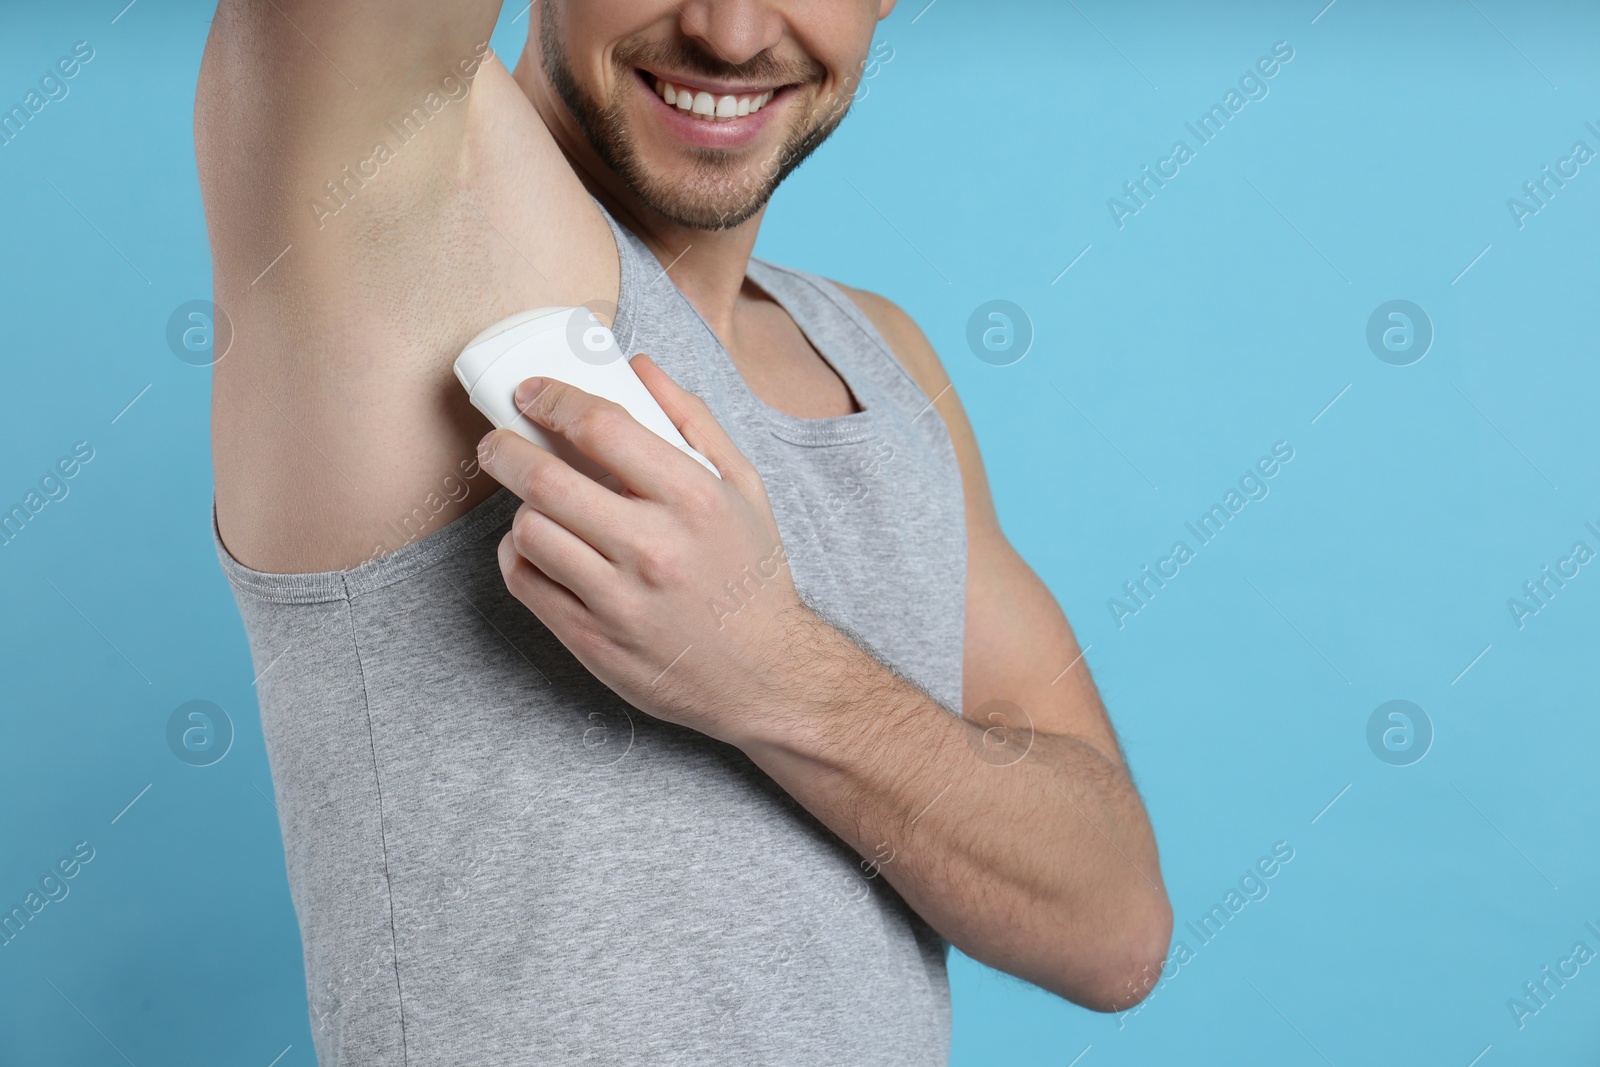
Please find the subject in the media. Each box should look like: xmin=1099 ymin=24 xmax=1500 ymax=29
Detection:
xmin=512 ymin=374 xmax=707 ymax=504
xmin=496 ymin=531 xmax=588 ymax=631
xmin=629 ymin=353 xmax=761 ymax=499
xmin=505 ymin=502 xmax=615 ymax=609
xmin=477 ymin=427 xmax=629 ymax=561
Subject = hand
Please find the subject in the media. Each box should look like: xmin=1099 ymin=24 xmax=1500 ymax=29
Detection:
xmin=475 ymin=353 xmax=816 ymax=748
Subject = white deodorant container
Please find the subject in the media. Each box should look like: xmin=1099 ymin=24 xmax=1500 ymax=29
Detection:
xmin=454 ymin=307 xmax=721 ymax=486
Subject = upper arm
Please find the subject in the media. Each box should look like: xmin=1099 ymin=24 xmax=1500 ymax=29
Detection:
xmin=197 ymin=2 xmax=546 ymax=286
xmin=197 ymin=0 xmax=505 ymax=150
xmin=196 ymin=0 xmax=500 ymax=229
xmin=198 ymin=1 xmax=617 ymax=573
xmin=195 ymin=0 xmax=611 ymax=307
xmin=839 ymin=286 xmax=1124 ymax=765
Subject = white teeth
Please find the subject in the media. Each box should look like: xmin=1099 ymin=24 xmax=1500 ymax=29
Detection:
xmin=652 ymin=77 xmax=779 ymax=122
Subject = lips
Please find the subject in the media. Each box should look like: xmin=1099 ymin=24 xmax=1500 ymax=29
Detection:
xmin=631 ymin=65 xmax=799 ymax=152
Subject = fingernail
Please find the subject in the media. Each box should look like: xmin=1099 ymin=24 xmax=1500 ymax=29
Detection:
xmin=515 ymin=377 xmax=547 ymax=405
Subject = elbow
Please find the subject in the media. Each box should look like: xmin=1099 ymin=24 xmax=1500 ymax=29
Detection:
xmin=952 ymin=880 xmax=1174 ymax=1014
xmin=1062 ymin=885 xmax=1175 ymax=1014
xmin=1081 ymin=889 xmax=1171 ymax=1017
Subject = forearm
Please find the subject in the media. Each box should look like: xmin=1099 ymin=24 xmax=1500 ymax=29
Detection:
xmin=470 ymin=349 xmax=1172 ymax=1007
xmin=737 ymin=606 xmax=1172 ymax=1012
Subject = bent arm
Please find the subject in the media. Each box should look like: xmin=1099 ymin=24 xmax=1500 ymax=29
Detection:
xmin=197 ymin=1 xmax=616 ymax=573
xmin=734 ymin=289 xmax=1172 ymax=1010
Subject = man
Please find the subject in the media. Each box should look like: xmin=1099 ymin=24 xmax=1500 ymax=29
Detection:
xmin=198 ymin=2 xmax=1171 ymax=1063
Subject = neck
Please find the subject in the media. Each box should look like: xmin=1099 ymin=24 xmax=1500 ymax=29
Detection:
xmin=513 ymin=51 xmax=764 ymax=345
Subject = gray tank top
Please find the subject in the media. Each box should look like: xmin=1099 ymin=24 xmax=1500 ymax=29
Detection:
xmin=213 ymin=203 xmax=968 ymax=1066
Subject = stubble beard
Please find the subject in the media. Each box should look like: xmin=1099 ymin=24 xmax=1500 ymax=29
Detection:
xmin=539 ymin=17 xmax=848 ymax=231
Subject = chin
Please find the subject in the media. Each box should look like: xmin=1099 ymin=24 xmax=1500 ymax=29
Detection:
xmin=633 ymin=171 xmax=775 ymax=230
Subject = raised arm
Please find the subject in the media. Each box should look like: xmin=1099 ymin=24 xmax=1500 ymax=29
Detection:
xmin=198 ymin=1 xmax=617 ymax=572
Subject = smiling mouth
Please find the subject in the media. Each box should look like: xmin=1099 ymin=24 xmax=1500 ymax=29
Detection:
xmin=639 ymin=69 xmax=780 ymax=122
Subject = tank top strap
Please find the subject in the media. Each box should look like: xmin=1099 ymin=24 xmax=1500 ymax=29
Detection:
xmin=743 ymin=257 xmax=935 ymax=425
xmin=592 ymin=197 xmax=938 ymax=443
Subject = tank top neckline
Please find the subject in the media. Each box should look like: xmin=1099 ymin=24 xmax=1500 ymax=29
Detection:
xmin=603 ymin=207 xmax=883 ymax=448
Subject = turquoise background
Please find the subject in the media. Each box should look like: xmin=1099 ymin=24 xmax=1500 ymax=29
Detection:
xmin=3 ymin=1 xmax=1598 ymax=1063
